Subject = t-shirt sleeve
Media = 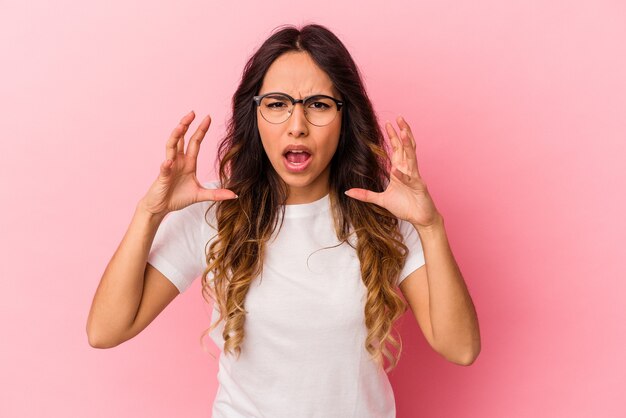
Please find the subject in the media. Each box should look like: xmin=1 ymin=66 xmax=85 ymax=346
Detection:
xmin=146 ymin=181 xmax=219 ymax=293
xmin=397 ymin=219 xmax=426 ymax=286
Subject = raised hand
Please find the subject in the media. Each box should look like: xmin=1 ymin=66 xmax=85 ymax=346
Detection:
xmin=344 ymin=116 xmax=441 ymax=228
xmin=140 ymin=111 xmax=238 ymax=217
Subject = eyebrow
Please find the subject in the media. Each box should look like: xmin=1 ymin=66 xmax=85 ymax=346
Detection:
xmin=261 ymin=91 xmax=337 ymax=99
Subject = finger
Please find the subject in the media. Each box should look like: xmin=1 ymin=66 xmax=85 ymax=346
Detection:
xmin=398 ymin=127 xmax=421 ymax=178
xmin=177 ymin=129 xmax=185 ymax=154
xmin=177 ymin=111 xmax=195 ymax=154
xmin=386 ymin=121 xmax=399 ymax=153
xmin=186 ymin=115 xmax=211 ymax=159
xmin=166 ymin=125 xmax=182 ymax=162
xmin=386 ymin=121 xmax=413 ymax=178
xmin=159 ymin=158 xmax=174 ymax=180
xmin=385 ymin=121 xmax=404 ymax=168
xmin=166 ymin=111 xmax=195 ymax=162
xmin=396 ymin=116 xmax=421 ymax=178
xmin=344 ymin=188 xmax=382 ymax=206
xmin=198 ymin=187 xmax=238 ymax=202
xmin=396 ymin=116 xmax=416 ymax=148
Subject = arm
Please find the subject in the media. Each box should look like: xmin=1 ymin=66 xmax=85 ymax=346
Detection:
xmin=345 ymin=115 xmax=481 ymax=365
xmin=86 ymin=202 xmax=179 ymax=348
xmin=86 ymin=111 xmax=236 ymax=348
xmin=400 ymin=214 xmax=481 ymax=365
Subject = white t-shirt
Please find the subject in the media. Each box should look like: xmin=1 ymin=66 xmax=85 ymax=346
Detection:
xmin=147 ymin=181 xmax=426 ymax=418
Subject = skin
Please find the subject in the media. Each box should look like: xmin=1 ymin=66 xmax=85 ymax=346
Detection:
xmin=256 ymin=51 xmax=342 ymax=205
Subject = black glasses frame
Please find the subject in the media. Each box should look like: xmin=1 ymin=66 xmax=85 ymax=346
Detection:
xmin=252 ymin=92 xmax=344 ymax=126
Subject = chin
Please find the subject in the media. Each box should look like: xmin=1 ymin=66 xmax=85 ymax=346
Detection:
xmin=281 ymin=175 xmax=315 ymax=189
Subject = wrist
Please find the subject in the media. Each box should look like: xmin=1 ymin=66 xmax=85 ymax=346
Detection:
xmin=413 ymin=213 xmax=445 ymax=236
xmin=135 ymin=201 xmax=167 ymax=225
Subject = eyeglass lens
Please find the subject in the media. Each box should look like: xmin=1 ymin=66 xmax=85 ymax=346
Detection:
xmin=259 ymin=94 xmax=338 ymax=126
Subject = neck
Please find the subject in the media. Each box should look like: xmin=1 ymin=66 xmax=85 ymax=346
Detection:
xmin=285 ymin=183 xmax=330 ymax=205
xmin=285 ymin=189 xmax=329 ymax=205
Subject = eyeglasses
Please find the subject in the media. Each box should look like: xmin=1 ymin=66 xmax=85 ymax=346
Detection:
xmin=253 ymin=92 xmax=344 ymax=127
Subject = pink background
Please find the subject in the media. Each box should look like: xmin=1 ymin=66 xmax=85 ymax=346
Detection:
xmin=1 ymin=0 xmax=624 ymax=417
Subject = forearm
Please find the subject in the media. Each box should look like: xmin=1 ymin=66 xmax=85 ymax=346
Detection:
xmin=414 ymin=215 xmax=481 ymax=364
xmin=86 ymin=202 xmax=165 ymax=347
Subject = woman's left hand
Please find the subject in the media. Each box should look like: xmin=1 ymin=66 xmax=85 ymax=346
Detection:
xmin=345 ymin=116 xmax=442 ymax=228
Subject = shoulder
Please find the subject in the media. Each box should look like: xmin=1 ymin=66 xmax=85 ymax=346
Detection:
xmin=397 ymin=218 xmax=416 ymax=236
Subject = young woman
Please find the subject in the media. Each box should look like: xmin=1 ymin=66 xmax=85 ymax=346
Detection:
xmin=87 ymin=24 xmax=480 ymax=418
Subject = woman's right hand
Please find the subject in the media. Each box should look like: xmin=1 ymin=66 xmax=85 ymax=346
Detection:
xmin=139 ymin=111 xmax=238 ymax=217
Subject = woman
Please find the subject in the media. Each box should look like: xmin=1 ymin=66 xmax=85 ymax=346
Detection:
xmin=87 ymin=23 xmax=480 ymax=418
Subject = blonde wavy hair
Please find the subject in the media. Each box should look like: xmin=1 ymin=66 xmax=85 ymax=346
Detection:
xmin=199 ymin=24 xmax=411 ymax=373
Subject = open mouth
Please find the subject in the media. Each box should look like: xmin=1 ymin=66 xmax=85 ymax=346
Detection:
xmin=283 ymin=150 xmax=312 ymax=172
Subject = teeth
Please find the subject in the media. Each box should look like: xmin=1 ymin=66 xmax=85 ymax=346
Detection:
xmin=289 ymin=150 xmax=305 ymax=153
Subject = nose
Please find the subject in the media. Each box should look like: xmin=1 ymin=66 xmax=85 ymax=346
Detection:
xmin=287 ymin=102 xmax=309 ymax=138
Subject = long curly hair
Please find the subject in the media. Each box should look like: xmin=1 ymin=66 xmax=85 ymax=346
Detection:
xmin=199 ymin=23 xmax=411 ymax=373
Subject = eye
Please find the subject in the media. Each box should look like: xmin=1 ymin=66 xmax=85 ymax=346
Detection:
xmin=309 ymin=101 xmax=330 ymax=109
xmin=306 ymin=96 xmax=333 ymax=111
xmin=266 ymin=101 xmax=287 ymax=109
xmin=262 ymin=95 xmax=290 ymax=110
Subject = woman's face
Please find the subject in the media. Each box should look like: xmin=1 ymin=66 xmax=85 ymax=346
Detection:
xmin=257 ymin=51 xmax=342 ymax=205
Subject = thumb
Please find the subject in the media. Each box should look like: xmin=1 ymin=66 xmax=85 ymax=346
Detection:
xmin=198 ymin=187 xmax=239 ymax=202
xmin=344 ymin=188 xmax=381 ymax=205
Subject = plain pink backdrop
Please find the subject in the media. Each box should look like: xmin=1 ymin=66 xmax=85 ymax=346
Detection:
xmin=1 ymin=0 xmax=624 ymax=417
